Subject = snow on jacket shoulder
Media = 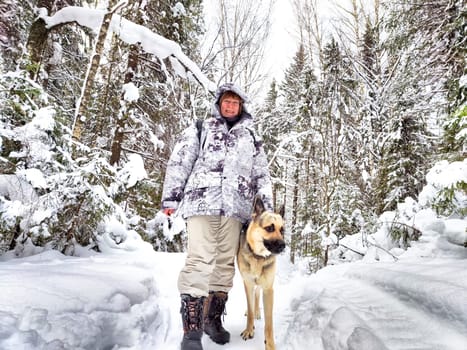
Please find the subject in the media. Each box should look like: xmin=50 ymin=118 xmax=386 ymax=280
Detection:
xmin=161 ymin=110 xmax=273 ymax=223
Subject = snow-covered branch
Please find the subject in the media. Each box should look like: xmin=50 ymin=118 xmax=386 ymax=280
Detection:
xmin=38 ymin=6 xmax=216 ymax=92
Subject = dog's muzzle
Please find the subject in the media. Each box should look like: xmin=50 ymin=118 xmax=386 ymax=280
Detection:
xmin=264 ymin=239 xmax=286 ymax=254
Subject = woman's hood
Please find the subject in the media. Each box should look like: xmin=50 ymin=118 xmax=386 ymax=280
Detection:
xmin=213 ymin=82 xmax=250 ymax=115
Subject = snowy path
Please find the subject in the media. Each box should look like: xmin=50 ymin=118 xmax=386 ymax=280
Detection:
xmin=152 ymin=254 xmax=467 ymax=350
xmin=1 ymin=250 xmax=466 ymax=349
xmin=274 ymin=258 xmax=467 ymax=350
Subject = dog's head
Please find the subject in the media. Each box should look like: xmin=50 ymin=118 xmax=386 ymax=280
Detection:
xmin=247 ymin=196 xmax=286 ymax=256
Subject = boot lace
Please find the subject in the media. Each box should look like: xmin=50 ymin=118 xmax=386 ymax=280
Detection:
xmin=182 ymin=297 xmax=204 ymax=331
xmin=211 ymin=295 xmax=227 ymax=330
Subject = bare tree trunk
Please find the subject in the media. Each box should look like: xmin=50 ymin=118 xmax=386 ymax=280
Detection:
xmin=26 ymin=0 xmax=57 ymax=82
xmin=26 ymin=18 xmax=48 ymax=81
xmin=324 ymin=245 xmax=329 ymax=266
xmin=108 ymin=0 xmax=147 ymax=166
xmin=110 ymin=43 xmax=140 ymax=165
xmin=292 ymin=0 xmax=322 ymax=67
xmin=289 ymin=161 xmax=300 ymax=264
xmin=72 ymin=0 xmax=118 ymax=145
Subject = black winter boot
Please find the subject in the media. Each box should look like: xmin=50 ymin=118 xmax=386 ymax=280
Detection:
xmin=203 ymin=291 xmax=230 ymax=344
xmin=180 ymin=294 xmax=205 ymax=350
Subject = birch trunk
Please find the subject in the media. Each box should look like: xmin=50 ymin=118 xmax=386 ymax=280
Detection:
xmin=72 ymin=1 xmax=118 ymax=144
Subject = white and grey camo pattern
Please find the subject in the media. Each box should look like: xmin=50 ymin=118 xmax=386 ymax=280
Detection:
xmin=161 ymin=85 xmax=273 ymax=223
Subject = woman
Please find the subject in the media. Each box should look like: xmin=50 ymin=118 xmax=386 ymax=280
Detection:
xmin=161 ymin=82 xmax=273 ymax=350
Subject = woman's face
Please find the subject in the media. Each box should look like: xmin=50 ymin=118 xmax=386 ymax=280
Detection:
xmin=220 ymin=96 xmax=241 ymax=118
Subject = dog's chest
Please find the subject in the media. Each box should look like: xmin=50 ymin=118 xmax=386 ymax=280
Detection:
xmin=240 ymin=251 xmax=275 ymax=282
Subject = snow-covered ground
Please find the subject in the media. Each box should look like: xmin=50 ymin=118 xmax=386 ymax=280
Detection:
xmin=1 ymin=160 xmax=466 ymax=349
xmin=1 ymin=214 xmax=466 ymax=350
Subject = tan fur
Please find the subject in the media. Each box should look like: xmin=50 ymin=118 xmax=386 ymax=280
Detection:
xmin=237 ymin=200 xmax=285 ymax=350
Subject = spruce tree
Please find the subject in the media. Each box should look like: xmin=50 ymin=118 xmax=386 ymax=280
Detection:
xmin=1 ymin=1 xmax=207 ymax=254
xmin=256 ymin=79 xmax=283 ymax=207
xmin=374 ymin=113 xmax=432 ymax=213
xmin=278 ymin=43 xmax=320 ymax=264
xmin=372 ymin=0 xmax=460 ymax=214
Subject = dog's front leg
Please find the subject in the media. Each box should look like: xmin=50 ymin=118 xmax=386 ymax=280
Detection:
xmin=240 ymin=280 xmax=256 ymax=340
xmin=254 ymin=285 xmax=261 ymax=319
xmin=263 ymin=286 xmax=275 ymax=350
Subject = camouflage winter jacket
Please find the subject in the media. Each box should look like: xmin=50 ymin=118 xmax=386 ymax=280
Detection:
xmin=161 ymin=88 xmax=273 ymax=223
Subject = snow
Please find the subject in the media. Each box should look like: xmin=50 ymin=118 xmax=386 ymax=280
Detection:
xmin=115 ymin=154 xmax=147 ymax=189
xmin=1 ymin=132 xmax=466 ymax=349
xmin=0 ymin=219 xmax=466 ymax=350
xmin=1 ymin=164 xmax=466 ymax=349
xmin=0 ymin=175 xmax=38 ymax=203
xmin=17 ymin=169 xmax=47 ymax=190
xmin=1 ymin=4 xmax=466 ymax=349
xmin=122 ymin=82 xmax=139 ymax=103
xmin=8 ymin=107 xmax=56 ymax=165
xmin=38 ymin=6 xmax=216 ymax=93
xmin=2 ymin=100 xmax=466 ymax=349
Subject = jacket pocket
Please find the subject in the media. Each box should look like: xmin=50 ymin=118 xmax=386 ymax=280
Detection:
xmin=185 ymin=172 xmax=222 ymax=191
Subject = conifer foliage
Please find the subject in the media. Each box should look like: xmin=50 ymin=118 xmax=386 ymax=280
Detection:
xmin=0 ymin=0 xmax=464 ymax=263
xmin=259 ymin=0 xmax=466 ymax=270
xmin=0 ymin=1 xmax=206 ymax=254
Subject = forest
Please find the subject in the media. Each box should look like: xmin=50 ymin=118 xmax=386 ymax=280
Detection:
xmin=0 ymin=0 xmax=465 ymax=270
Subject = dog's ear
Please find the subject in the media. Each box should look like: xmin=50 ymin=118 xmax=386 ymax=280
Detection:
xmin=278 ymin=204 xmax=285 ymax=218
xmin=253 ymin=195 xmax=266 ymax=217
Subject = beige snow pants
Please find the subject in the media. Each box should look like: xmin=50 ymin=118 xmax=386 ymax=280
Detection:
xmin=178 ymin=215 xmax=242 ymax=297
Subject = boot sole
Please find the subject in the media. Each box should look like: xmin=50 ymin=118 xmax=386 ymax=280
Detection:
xmin=205 ymin=331 xmax=230 ymax=345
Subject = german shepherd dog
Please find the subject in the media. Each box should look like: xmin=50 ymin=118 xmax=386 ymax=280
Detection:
xmin=237 ymin=196 xmax=286 ymax=350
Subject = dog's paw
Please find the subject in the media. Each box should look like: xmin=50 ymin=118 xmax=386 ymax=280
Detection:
xmin=240 ymin=328 xmax=255 ymax=340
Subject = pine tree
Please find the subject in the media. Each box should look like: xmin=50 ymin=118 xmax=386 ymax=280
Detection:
xmin=371 ymin=0 xmax=461 ymax=214
xmin=281 ymin=44 xmax=311 ymax=132
xmin=1 ymin=1 xmax=207 ymax=254
xmin=441 ymin=104 xmax=467 ymax=160
xmin=276 ymin=43 xmax=320 ymax=264
xmin=256 ymin=79 xmax=283 ymax=207
xmin=374 ymin=113 xmax=432 ymax=213
xmin=383 ymin=0 xmax=464 ymax=134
